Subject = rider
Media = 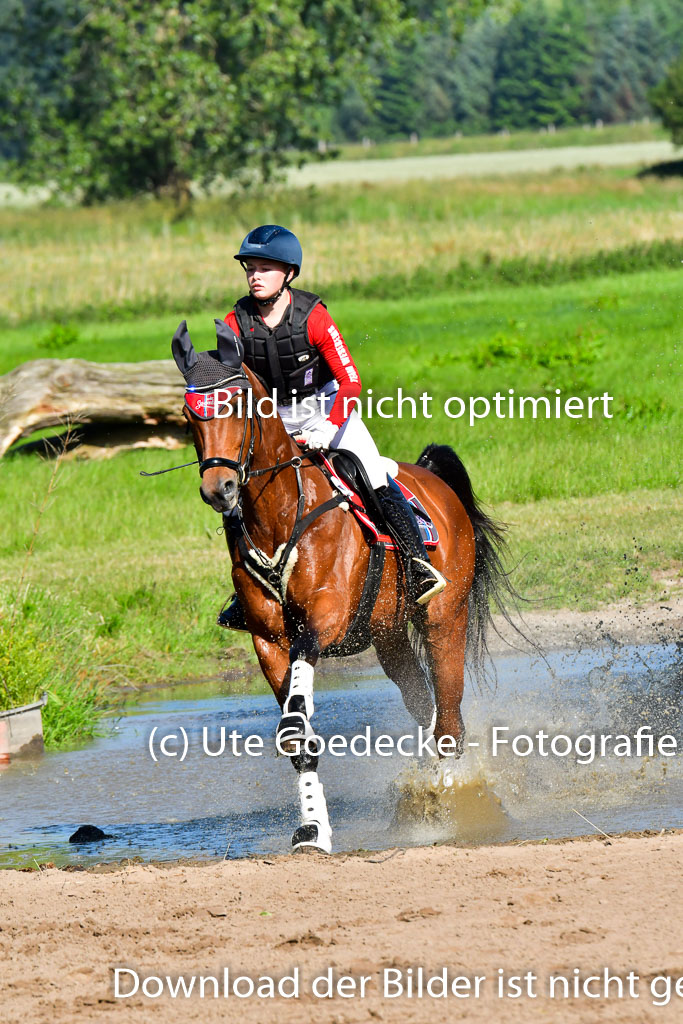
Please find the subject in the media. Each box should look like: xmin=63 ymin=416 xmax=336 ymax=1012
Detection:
xmin=218 ymin=224 xmax=446 ymax=629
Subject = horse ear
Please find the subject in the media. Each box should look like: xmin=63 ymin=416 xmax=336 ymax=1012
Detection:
xmin=171 ymin=320 xmax=198 ymax=378
xmin=215 ymin=319 xmax=244 ymax=370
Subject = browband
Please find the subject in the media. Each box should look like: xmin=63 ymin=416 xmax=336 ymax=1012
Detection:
xmin=184 ymin=377 xmax=250 ymax=420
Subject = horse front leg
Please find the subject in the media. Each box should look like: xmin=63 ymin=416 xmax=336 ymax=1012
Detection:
xmin=253 ymin=632 xmax=332 ymax=855
xmin=283 ymin=632 xmax=331 ymax=854
xmin=275 ymin=628 xmax=319 ymax=754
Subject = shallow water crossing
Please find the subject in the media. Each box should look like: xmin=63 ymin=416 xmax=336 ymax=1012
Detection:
xmin=0 ymin=642 xmax=680 ymax=867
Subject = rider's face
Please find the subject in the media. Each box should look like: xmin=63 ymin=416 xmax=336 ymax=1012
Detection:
xmin=244 ymin=258 xmax=290 ymax=300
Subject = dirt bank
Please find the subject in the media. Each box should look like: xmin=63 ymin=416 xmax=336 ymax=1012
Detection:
xmin=2 ymin=833 xmax=682 ymax=1023
xmin=486 ymin=595 xmax=682 ymax=655
xmin=316 ymin=596 xmax=682 ymax=681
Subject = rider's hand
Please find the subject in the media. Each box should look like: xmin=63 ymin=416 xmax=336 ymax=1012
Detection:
xmin=294 ymin=421 xmax=338 ymax=450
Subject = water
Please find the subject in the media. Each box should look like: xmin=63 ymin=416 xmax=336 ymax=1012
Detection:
xmin=0 ymin=643 xmax=680 ymax=867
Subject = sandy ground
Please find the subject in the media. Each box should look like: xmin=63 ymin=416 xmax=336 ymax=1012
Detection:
xmin=487 ymin=595 xmax=683 ymax=655
xmin=2 ymin=834 xmax=683 ymax=1023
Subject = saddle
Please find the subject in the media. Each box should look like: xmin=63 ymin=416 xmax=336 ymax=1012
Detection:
xmin=320 ymin=450 xmax=439 ymax=550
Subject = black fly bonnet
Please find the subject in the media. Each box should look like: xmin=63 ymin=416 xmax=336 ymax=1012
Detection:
xmin=171 ymin=319 xmax=248 ymax=418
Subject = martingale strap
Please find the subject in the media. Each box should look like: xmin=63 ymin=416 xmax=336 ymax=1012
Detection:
xmin=236 ymin=493 xmax=349 ymax=603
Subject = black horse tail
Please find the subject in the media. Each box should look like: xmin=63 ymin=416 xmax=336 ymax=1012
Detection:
xmin=416 ymin=442 xmax=525 ymax=687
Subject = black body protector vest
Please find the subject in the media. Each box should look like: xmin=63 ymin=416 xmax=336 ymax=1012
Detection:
xmin=233 ymin=289 xmax=335 ymax=405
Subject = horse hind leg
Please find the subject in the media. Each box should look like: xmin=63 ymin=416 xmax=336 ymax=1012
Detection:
xmin=423 ymin=602 xmax=468 ymax=759
xmin=373 ymin=627 xmax=435 ymax=731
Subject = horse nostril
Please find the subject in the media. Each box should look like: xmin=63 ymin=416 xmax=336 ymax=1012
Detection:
xmin=223 ymin=479 xmax=236 ymax=496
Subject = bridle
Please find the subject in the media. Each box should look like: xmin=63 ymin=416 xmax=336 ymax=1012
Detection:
xmin=141 ymin=373 xmax=307 ymax=484
xmin=195 ymin=375 xmax=256 ymax=485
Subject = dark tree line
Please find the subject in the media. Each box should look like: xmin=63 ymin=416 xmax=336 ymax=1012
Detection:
xmin=1 ymin=0 xmax=681 ymax=202
xmin=331 ymin=0 xmax=683 ymax=141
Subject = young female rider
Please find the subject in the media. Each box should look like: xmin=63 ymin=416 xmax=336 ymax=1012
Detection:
xmin=218 ymin=224 xmax=446 ymax=629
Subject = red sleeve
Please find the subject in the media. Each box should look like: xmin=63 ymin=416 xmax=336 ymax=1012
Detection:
xmin=224 ymin=311 xmax=239 ymax=332
xmin=306 ymin=304 xmax=362 ymax=428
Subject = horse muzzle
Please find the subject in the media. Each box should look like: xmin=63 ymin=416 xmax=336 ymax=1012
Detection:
xmin=200 ymin=473 xmax=238 ymax=513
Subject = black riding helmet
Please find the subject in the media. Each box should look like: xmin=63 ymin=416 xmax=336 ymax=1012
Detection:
xmin=234 ymin=225 xmax=302 ymax=277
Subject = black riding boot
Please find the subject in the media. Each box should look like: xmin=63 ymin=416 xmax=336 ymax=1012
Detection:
xmin=217 ymin=593 xmax=248 ymax=632
xmin=375 ymin=478 xmax=447 ymax=606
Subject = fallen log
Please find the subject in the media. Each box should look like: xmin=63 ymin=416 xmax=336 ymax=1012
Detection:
xmin=0 ymin=358 xmax=185 ymax=458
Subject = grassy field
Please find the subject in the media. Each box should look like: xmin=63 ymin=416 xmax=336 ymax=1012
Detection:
xmin=334 ymin=121 xmax=666 ymax=161
xmin=0 ymin=155 xmax=680 ymax=741
xmin=1 ymin=166 xmax=681 ymax=326
xmin=0 ymin=459 xmax=679 ymax=698
xmin=1 ymin=268 xmax=679 ymax=499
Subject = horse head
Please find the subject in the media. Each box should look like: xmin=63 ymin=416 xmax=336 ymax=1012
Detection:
xmin=172 ymin=318 xmax=253 ymax=513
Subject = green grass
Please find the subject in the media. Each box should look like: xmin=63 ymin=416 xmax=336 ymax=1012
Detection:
xmin=0 ymin=597 xmax=110 ymax=746
xmin=334 ymin=121 xmax=667 ymax=162
xmin=2 ymin=267 xmax=679 ymax=501
xmin=1 ymin=165 xmax=680 ymax=325
xmin=0 ymin=462 xmax=679 ymax=691
xmin=0 ymin=154 xmax=680 ymax=696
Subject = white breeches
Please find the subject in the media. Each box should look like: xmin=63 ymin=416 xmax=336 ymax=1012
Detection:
xmin=278 ymin=382 xmax=389 ymax=489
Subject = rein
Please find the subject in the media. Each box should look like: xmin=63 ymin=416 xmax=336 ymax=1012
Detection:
xmin=139 ymin=453 xmax=308 ymax=479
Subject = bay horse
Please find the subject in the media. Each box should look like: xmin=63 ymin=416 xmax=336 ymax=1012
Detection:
xmin=171 ymin=320 xmax=515 ymax=854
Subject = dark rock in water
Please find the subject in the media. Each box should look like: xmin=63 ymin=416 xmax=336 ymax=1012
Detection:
xmin=69 ymin=825 xmax=113 ymax=844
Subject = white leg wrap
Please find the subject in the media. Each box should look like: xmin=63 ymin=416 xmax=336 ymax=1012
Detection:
xmin=296 ymin=771 xmax=332 ymax=853
xmin=283 ymin=660 xmax=315 ymax=719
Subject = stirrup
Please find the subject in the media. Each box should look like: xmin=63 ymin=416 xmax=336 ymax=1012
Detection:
xmin=217 ymin=594 xmax=248 ymax=632
xmin=412 ymin=558 xmax=447 ymax=605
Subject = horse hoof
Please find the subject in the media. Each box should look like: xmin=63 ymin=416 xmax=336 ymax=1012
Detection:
xmin=431 ymin=759 xmax=458 ymax=788
xmin=291 ymin=823 xmax=331 ymax=854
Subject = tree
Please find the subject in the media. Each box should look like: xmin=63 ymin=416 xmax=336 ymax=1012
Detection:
xmin=452 ymin=13 xmax=504 ymax=134
xmin=0 ymin=0 xmax=81 ymax=162
xmin=0 ymin=0 xmax=413 ymax=201
xmin=373 ymin=46 xmax=424 ymax=138
xmin=650 ymin=54 xmax=683 ymax=145
xmin=588 ymin=6 xmax=645 ymax=123
xmin=492 ymin=0 xmax=588 ymax=131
